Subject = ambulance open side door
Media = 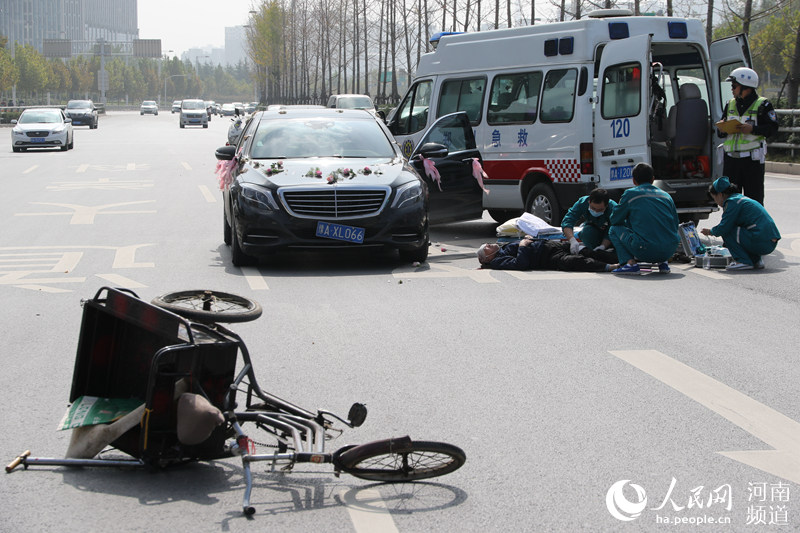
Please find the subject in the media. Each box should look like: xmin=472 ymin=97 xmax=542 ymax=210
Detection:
xmin=710 ymin=34 xmax=752 ymax=129
xmin=594 ymin=34 xmax=652 ymax=189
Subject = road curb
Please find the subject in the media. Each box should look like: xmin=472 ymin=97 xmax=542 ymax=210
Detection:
xmin=766 ymin=161 xmax=800 ymax=175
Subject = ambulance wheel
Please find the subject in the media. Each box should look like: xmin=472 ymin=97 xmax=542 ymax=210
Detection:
xmin=525 ymin=184 xmax=560 ymax=225
xmin=489 ymin=209 xmax=523 ymax=224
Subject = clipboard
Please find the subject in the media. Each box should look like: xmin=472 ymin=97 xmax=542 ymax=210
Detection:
xmin=716 ymin=119 xmax=742 ymax=134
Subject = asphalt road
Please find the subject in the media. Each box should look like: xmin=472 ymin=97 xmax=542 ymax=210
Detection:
xmin=1 ymin=111 xmax=799 ymax=532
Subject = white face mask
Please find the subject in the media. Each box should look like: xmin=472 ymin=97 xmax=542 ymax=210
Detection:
xmin=588 ymin=208 xmax=604 ymax=217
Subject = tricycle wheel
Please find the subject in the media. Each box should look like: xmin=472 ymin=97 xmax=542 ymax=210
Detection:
xmin=336 ymin=437 xmax=465 ymax=482
xmin=152 ymin=290 xmax=262 ymax=323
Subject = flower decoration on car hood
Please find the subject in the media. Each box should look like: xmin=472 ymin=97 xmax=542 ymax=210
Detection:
xmin=253 ymin=161 xmax=284 ymax=176
xmin=305 ymin=166 xmax=383 ymax=184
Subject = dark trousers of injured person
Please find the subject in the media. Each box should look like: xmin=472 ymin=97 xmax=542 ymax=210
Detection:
xmin=536 ymin=241 xmax=610 ymax=272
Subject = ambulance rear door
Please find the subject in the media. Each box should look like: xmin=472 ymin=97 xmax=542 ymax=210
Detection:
xmin=710 ymin=33 xmax=751 ymax=122
xmin=593 ymin=34 xmax=652 ymax=189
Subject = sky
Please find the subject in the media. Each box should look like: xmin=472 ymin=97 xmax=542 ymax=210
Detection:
xmin=136 ymin=0 xmax=256 ymax=56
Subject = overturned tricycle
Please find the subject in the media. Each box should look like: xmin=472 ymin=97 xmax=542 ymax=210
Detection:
xmin=6 ymin=287 xmax=465 ymax=515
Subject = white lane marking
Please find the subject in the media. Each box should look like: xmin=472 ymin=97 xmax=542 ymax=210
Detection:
xmin=610 ymin=350 xmax=800 ymax=485
xmin=198 ymin=185 xmax=216 ymax=203
xmin=672 ymin=262 xmax=729 ymax=279
xmin=16 ymin=200 xmax=156 ymax=224
xmin=506 ymin=271 xmax=599 ymax=280
xmin=126 ymin=163 xmax=136 ymax=171
xmin=393 ymin=263 xmax=500 ymax=283
xmin=182 ymin=162 xmax=192 ymax=171
xmin=76 ymin=164 xmax=89 ymax=173
xmin=241 ymin=266 xmax=269 ymax=290
xmin=95 ymin=274 xmax=146 ymax=288
xmin=15 ymin=284 xmax=73 ymax=293
xmin=23 ymin=165 xmax=38 ymax=174
xmin=337 ymin=487 xmax=400 ymax=533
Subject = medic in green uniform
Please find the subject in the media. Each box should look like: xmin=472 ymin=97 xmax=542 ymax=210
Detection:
xmin=561 ymin=189 xmax=617 ymax=250
xmin=609 ymin=163 xmax=680 ymax=274
xmin=701 ymin=176 xmax=781 ymax=270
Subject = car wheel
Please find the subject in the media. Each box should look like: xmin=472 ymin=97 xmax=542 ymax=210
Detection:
xmin=230 ymin=215 xmax=254 ymax=267
xmin=399 ymin=243 xmax=429 ymax=263
xmin=180 ymin=123 xmax=185 ymax=128
xmin=155 ymin=112 xmax=158 ymax=116
xmin=223 ymin=209 xmax=232 ymax=246
xmin=203 ymin=124 xmax=208 ymax=128
xmin=140 ymin=112 xmax=144 ymax=115
xmin=525 ymin=183 xmax=561 ymax=225
xmin=12 ymin=147 xmax=20 ymax=153
xmin=488 ymin=209 xmax=523 ymax=224
xmin=60 ymin=144 xmax=68 ymax=151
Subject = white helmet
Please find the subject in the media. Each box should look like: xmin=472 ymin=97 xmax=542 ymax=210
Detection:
xmin=726 ymin=67 xmax=759 ymax=88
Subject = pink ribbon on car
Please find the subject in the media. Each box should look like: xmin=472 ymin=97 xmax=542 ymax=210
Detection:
xmin=421 ymin=156 xmax=442 ymax=191
xmin=471 ymin=158 xmax=490 ymax=194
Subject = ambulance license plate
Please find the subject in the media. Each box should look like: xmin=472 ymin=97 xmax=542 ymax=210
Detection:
xmin=315 ymin=221 xmax=365 ymax=244
xmin=610 ymin=165 xmax=633 ymax=181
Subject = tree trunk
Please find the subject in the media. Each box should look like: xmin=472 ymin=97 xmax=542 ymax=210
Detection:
xmin=495 ymin=0 xmax=499 ymax=28
xmin=705 ymin=0 xmax=714 ymax=45
xmin=742 ymin=0 xmax=753 ymax=36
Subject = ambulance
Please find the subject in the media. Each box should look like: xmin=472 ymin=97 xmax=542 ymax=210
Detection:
xmin=388 ymin=9 xmax=751 ymax=225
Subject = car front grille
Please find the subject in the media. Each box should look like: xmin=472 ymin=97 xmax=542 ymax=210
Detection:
xmin=280 ymin=187 xmax=389 ymax=219
xmin=26 ymin=131 xmax=50 ymax=137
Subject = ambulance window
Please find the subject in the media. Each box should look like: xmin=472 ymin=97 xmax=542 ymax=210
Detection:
xmin=600 ymin=63 xmax=641 ymax=119
xmin=718 ymin=62 xmax=743 ymax=112
xmin=540 ymin=68 xmax=577 ymax=123
xmin=437 ymin=77 xmax=486 ymax=125
xmin=487 ymin=71 xmax=543 ymax=125
xmin=393 ymin=80 xmax=432 ymax=135
xmin=675 ymin=69 xmax=709 ymax=110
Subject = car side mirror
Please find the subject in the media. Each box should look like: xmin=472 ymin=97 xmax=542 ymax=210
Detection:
xmin=377 ymin=110 xmax=386 ymax=121
xmin=215 ymin=145 xmax=237 ymax=160
xmin=65 ymin=118 xmax=72 ymax=123
xmin=416 ymin=142 xmax=448 ymax=159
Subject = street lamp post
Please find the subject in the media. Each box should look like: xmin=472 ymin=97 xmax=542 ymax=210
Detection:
xmin=164 ymin=74 xmax=189 ymax=107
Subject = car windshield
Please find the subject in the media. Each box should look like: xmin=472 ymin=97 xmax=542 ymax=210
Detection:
xmin=67 ymin=101 xmax=90 ymax=109
xmin=336 ymin=97 xmax=373 ymax=110
xmin=142 ymin=101 xmax=156 ymax=106
xmin=250 ymin=117 xmax=394 ymax=159
xmin=182 ymin=100 xmax=205 ymax=110
xmin=19 ymin=110 xmax=62 ymax=124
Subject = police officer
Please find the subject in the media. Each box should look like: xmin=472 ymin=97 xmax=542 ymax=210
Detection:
xmin=718 ymin=67 xmax=779 ymax=205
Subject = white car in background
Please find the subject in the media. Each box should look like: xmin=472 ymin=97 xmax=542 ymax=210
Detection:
xmin=11 ymin=107 xmax=74 ymax=152
xmin=140 ymin=100 xmax=159 ymax=115
xmin=179 ymin=99 xmax=209 ymax=128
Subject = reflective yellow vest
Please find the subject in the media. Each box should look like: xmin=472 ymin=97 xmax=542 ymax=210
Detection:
xmin=723 ymin=97 xmax=767 ymax=153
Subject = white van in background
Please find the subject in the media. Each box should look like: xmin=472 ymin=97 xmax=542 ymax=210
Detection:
xmin=387 ymin=10 xmax=751 ymax=224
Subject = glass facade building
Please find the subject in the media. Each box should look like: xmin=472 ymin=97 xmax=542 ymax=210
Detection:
xmin=1 ymin=0 xmax=138 ymax=54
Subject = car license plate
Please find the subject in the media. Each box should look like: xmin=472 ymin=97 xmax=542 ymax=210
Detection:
xmin=31 ymin=138 xmax=45 ymax=143
xmin=610 ymin=165 xmax=633 ymax=181
xmin=315 ymin=221 xmax=365 ymax=244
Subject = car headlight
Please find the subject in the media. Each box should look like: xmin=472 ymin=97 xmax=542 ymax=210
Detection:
xmin=53 ymin=125 xmax=66 ymax=133
xmin=12 ymin=128 xmax=24 ymax=136
xmin=240 ymin=183 xmax=279 ymax=212
xmin=392 ymin=180 xmax=424 ymax=209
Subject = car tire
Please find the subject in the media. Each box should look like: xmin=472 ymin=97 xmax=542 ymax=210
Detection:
xmin=180 ymin=123 xmax=185 ymax=128
xmin=12 ymin=147 xmax=20 ymax=153
xmin=140 ymin=112 xmax=144 ymax=115
xmin=525 ymin=183 xmax=561 ymax=225
xmin=203 ymin=124 xmax=208 ymax=128
xmin=230 ymin=214 xmax=254 ymax=267
xmin=488 ymin=209 xmax=523 ymax=224
xmin=223 ymin=209 xmax=232 ymax=246
xmin=60 ymin=144 xmax=68 ymax=151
